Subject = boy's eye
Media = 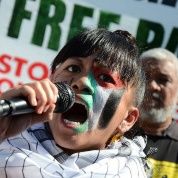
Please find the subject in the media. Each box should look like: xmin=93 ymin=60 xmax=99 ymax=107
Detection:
xmin=66 ymin=65 xmax=81 ymax=73
xmin=98 ymin=74 xmax=115 ymax=84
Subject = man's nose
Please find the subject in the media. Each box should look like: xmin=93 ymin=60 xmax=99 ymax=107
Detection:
xmin=149 ymin=80 xmax=161 ymax=91
xmin=71 ymin=76 xmax=94 ymax=95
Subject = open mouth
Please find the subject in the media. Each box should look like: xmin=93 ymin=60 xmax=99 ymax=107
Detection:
xmin=62 ymin=102 xmax=88 ymax=125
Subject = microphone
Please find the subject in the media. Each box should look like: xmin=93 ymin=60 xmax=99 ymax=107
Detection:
xmin=0 ymin=82 xmax=75 ymax=117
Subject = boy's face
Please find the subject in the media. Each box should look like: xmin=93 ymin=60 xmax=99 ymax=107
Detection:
xmin=49 ymin=56 xmax=137 ymax=152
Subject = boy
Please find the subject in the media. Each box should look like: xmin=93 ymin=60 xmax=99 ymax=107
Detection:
xmin=0 ymin=29 xmax=147 ymax=177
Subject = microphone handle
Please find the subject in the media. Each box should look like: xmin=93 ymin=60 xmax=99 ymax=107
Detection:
xmin=0 ymin=98 xmax=35 ymax=117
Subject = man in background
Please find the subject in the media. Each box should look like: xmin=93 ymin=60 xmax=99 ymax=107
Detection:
xmin=139 ymin=48 xmax=178 ymax=178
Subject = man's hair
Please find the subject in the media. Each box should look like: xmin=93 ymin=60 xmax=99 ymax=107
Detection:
xmin=51 ymin=28 xmax=145 ymax=107
xmin=140 ymin=48 xmax=178 ymax=76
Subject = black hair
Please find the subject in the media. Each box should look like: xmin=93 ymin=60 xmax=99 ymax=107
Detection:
xmin=51 ymin=28 xmax=145 ymax=107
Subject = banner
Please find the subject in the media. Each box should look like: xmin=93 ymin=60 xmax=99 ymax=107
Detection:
xmin=0 ymin=0 xmax=178 ymax=117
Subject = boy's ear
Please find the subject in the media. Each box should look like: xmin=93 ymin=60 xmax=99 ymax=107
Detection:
xmin=117 ymin=107 xmax=139 ymax=134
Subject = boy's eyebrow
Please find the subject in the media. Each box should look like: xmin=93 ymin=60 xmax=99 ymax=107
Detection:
xmin=66 ymin=57 xmax=82 ymax=62
xmin=93 ymin=63 xmax=115 ymax=73
xmin=60 ymin=58 xmax=84 ymax=66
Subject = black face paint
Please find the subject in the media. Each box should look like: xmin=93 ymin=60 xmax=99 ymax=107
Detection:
xmin=98 ymin=89 xmax=125 ymax=128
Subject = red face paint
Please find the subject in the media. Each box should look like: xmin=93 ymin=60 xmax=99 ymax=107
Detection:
xmin=92 ymin=66 xmax=124 ymax=89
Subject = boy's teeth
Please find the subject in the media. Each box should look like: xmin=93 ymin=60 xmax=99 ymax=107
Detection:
xmin=63 ymin=119 xmax=80 ymax=126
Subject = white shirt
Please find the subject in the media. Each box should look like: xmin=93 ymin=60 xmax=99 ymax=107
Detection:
xmin=0 ymin=123 xmax=148 ymax=178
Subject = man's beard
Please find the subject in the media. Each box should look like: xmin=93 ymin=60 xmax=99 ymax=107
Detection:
xmin=140 ymin=104 xmax=176 ymax=124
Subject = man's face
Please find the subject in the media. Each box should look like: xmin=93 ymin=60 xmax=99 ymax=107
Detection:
xmin=49 ymin=56 xmax=135 ymax=152
xmin=141 ymin=58 xmax=178 ymax=123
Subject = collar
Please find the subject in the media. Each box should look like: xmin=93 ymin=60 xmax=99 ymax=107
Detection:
xmin=162 ymin=119 xmax=178 ymax=141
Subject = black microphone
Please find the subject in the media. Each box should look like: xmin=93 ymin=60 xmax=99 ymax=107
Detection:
xmin=0 ymin=82 xmax=75 ymax=117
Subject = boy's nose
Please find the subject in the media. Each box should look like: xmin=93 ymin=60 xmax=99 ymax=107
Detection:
xmin=71 ymin=76 xmax=94 ymax=95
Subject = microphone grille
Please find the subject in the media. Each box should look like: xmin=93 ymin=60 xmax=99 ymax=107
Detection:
xmin=55 ymin=82 xmax=75 ymax=113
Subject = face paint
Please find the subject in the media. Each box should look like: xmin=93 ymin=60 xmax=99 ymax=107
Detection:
xmin=74 ymin=120 xmax=88 ymax=134
xmin=90 ymin=66 xmax=125 ymax=129
xmin=65 ymin=64 xmax=125 ymax=134
xmin=89 ymin=84 xmax=112 ymax=130
xmin=98 ymin=89 xmax=125 ymax=128
xmin=93 ymin=66 xmax=124 ymax=89
xmin=71 ymin=72 xmax=96 ymax=134
xmin=74 ymin=72 xmax=125 ymax=132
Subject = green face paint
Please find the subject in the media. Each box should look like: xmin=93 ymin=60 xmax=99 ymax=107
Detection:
xmin=74 ymin=121 xmax=88 ymax=134
xmin=80 ymin=72 xmax=97 ymax=109
xmin=73 ymin=73 xmax=97 ymax=134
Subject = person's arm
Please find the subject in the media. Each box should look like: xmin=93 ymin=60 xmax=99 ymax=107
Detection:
xmin=0 ymin=78 xmax=58 ymax=140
